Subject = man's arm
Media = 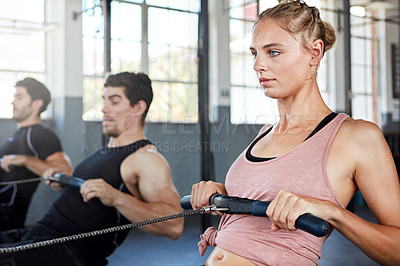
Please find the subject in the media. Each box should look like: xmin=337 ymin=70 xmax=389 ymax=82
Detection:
xmin=1 ymin=152 xmax=73 ymax=176
xmin=80 ymin=148 xmax=184 ymax=240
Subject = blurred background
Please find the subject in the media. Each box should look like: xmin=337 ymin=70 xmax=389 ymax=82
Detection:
xmin=0 ymin=0 xmax=398 ymax=264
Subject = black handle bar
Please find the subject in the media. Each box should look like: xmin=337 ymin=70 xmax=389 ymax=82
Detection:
xmin=46 ymin=173 xmax=85 ymax=188
xmin=0 ymin=158 xmax=15 ymax=171
xmin=181 ymin=194 xmax=329 ymax=237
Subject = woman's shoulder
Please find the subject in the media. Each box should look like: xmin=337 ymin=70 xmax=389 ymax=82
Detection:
xmin=338 ymin=117 xmax=387 ymax=152
xmin=341 ymin=117 xmax=383 ymax=138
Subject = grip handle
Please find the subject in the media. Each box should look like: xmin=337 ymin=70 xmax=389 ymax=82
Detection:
xmin=251 ymin=200 xmax=329 ymax=237
xmin=0 ymin=158 xmax=16 ymax=171
xmin=51 ymin=173 xmax=85 ymax=188
xmin=180 ymin=194 xmax=329 ymax=237
xmin=180 ymin=195 xmax=193 ymax=210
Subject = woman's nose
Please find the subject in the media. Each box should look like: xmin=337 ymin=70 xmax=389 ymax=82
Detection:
xmin=253 ymin=55 xmax=268 ymax=72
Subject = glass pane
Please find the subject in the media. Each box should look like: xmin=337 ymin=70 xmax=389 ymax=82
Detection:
xmin=229 ymin=0 xmax=257 ymax=20
xmin=229 ymin=0 xmax=243 ymax=8
xmin=0 ymin=72 xmax=46 ymax=119
xmin=111 ymin=40 xmax=141 ymax=74
xmin=146 ymin=0 xmax=200 ymax=12
xmin=0 ymin=0 xmax=44 ymax=22
xmin=352 ymin=65 xmax=375 ymax=94
xmin=352 ymin=95 xmax=374 ymax=122
xmin=230 ymin=86 xmax=278 ymax=124
xmin=0 ymin=32 xmax=45 ymax=72
xmin=148 ymin=7 xmax=198 ymax=47
xmin=258 ymin=0 xmax=279 ymax=12
xmin=169 ymin=83 xmax=198 ymax=122
xmin=351 ymin=38 xmax=365 ymax=65
xmin=317 ymin=56 xmax=327 ymax=93
xmin=148 ymin=82 xmax=198 ymax=122
xmin=230 ymin=17 xmax=258 ymax=87
xmin=230 ymin=52 xmax=258 ymax=87
xmin=83 ymin=36 xmax=104 ymax=76
xmin=82 ymin=77 xmax=104 ymax=121
xmin=351 ymin=15 xmax=372 ymax=39
xmin=148 ymin=44 xmax=170 ymax=81
xmin=352 ymin=66 xmax=367 ymax=93
xmin=229 ymin=20 xmax=253 ymax=53
xmin=82 ymin=2 xmax=104 ymax=38
xmin=111 ymin=2 xmax=141 ymax=41
xmin=148 ymin=44 xmax=198 ymax=82
xmin=0 ymin=72 xmax=18 ymax=118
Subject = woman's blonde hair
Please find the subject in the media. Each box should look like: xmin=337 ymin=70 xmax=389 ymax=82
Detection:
xmin=255 ymin=0 xmax=336 ymax=56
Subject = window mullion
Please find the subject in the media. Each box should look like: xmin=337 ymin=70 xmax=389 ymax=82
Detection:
xmin=141 ymin=3 xmax=148 ymax=73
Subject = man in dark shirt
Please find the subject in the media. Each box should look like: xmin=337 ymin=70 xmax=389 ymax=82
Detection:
xmin=0 ymin=78 xmax=72 ymax=230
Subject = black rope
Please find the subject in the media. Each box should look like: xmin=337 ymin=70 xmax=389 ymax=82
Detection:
xmin=0 ymin=209 xmax=202 ymax=254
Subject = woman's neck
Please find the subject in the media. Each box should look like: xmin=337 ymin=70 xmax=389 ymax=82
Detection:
xmin=276 ymin=85 xmax=331 ymax=133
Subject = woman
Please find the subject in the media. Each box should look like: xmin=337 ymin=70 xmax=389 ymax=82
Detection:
xmin=190 ymin=1 xmax=400 ymax=265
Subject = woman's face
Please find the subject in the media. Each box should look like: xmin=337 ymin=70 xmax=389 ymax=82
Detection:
xmin=250 ymin=20 xmax=315 ymax=100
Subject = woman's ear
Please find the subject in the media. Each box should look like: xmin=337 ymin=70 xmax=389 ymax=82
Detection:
xmin=310 ymin=39 xmax=324 ymax=66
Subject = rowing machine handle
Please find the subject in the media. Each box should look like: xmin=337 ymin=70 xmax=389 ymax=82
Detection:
xmin=251 ymin=200 xmax=329 ymax=237
xmin=180 ymin=195 xmax=193 ymax=210
xmin=0 ymin=158 xmax=15 ymax=171
xmin=180 ymin=194 xmax=329 ymax=237
xmin=51 ymin=173 xmax=85 ymax=188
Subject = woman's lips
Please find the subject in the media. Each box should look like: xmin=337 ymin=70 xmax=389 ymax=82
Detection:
xmin=259 ymin=78 xmax=275 ymax=86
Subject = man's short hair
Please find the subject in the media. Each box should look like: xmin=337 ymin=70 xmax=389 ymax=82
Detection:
xmin=15 ymin=77 xmax=51 ymax=115
xmin=104 ymin=72 xmax=153 ymax=125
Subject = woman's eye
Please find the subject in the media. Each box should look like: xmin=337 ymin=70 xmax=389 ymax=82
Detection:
xmin=269 ymin=50 xmax=280 ymax=56
xmin=251 ymin=52 xmax=257 ymax=59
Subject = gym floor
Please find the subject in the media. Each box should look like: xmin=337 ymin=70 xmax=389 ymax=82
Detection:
xmin=108 ymin=204 xmax=379 ymax=266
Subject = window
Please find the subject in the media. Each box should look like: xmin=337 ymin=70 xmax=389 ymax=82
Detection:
xmin=229 ymin=0 xmax=279 ymax=124
xmin=82 ymin=0 xmax=200 ymax=122
xmin=351 ymin=10 xmax=380 ymax=124
xmin=82 ymin=0 xmax=105 ymax=120
xmin=0 ymin=0 xmax=47 ymax=118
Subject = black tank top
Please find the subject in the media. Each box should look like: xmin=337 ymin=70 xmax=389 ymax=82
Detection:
xmin=39 ymin=139 xmax=151 ymax=266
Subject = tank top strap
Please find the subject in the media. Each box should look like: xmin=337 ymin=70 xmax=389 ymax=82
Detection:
xmin=299 ymin=113 xmax=349 ymax=161
xmin=320 ymin=113 xmax=349 ymax=163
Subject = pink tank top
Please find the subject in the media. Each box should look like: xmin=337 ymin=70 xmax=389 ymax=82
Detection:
xmin=199 ymin=113 xmax=348 ymax=265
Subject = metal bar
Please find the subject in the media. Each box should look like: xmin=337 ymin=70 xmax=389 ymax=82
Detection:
xmin=343 ymin=0 xmax=352 ymax=116
xmin=103 ymin=0 xmax=111 ymax=76
xmin=141 ymin=2 xmax=148 ymax=73
xmin=198 ymin=0 xmax=213 ymax=231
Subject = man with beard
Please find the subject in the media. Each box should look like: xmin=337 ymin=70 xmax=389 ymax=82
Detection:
xmin=0 ymin=72 xmax=183 ymax=266
xmin=0 ymin=77 xmax=72 ymax=231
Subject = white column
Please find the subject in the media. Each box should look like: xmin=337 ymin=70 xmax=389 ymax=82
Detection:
xmin=45 ymin=0 xmax=84 ymax=165
xmin=332 ymin=0 xmax=347 ymax=113
xmin=208 ymin=0 xmax=231 ymax=122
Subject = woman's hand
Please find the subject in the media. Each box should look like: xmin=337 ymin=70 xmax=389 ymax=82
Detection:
xmin=266 ymin=190 xmax=336 ymax=232
xmin=190 ymin=181 xmax=227 ymax=210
